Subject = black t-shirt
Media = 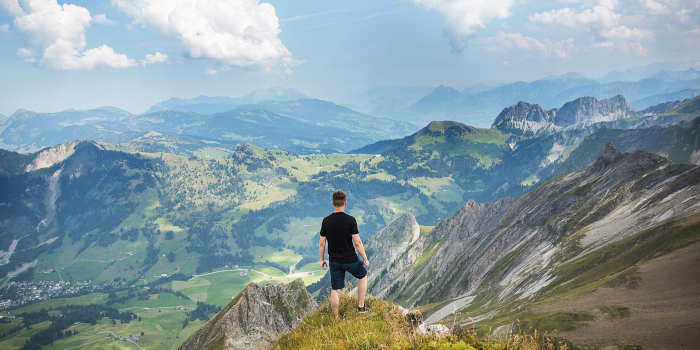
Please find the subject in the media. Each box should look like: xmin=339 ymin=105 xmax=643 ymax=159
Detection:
xmin=320 ymin=212 xmax=359 ymax=263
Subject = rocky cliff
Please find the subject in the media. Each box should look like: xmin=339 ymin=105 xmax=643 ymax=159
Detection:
xmin=178 ymin=279 xmax=316 ymax=350
xmin=491 ymin=101 xmax=554 ymax=135
xmin=554 ymin=95 xmax=631 ymax=126
xmin=492 ymin=95 xmax=632 ymax=134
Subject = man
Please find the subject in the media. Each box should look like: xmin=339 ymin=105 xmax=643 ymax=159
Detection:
xmin=319 ymin=190 xmax=370 ymax=320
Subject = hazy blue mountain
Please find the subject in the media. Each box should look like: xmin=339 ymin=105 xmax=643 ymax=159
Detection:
xmin=598 ymin=62 xmax=698 ymax=82
xmin=640 ymin=99 xmax=687 ymax=115
xmin=408 ymin=75 xmax=599 ymax=126
xmin=632 ymin=89 xmax=699 ymax=110
xmin=648 ymin=68 xmax=700 ymax=81
xmin=0 ymin=113 xmax=8 ymax=134
xmin=243 ymin=98 xmax=417 ymax=141
xmin=554 ymin=78 xmax=700 ymax=105
xmin=0 ymin=107 xmax=137 ymax=152
xmin=342 ymin=85 xmax=434 ymax=120
xmin=130 ymin=108 xmax=376 ymax=153
xmin=146 ymin=88 xmax=308 ymax=114
xmin=407 ymin=76 xmax=700 ymax=127
xmin=0 ymin=102 xmax=390 ymax=154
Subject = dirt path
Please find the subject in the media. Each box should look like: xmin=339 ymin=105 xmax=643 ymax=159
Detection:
xmin=533 ymin=241 xmax=700 ymax=349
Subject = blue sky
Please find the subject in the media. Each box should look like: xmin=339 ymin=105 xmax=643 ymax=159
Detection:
xmin=0 ymin=0 xmax=699 ymax=115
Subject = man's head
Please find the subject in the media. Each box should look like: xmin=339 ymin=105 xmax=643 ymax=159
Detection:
xmin=332 ymin=190 xmax=346 ymax=208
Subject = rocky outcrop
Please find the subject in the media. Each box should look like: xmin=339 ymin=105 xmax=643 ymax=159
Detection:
xmin=492 ymin=102 xmax=554 ymax=135
xmin=492 ymin=95 xmax=632 ymax=134
xmin=25 ymin=140 xmax=82 ymax=172
xmin=178 ymin=279 xmax=316 ymax=350
xmin=364 ymin=214 xmax=422 ymax=298
xmin=553 ymin=95 xmax=631 ymax=126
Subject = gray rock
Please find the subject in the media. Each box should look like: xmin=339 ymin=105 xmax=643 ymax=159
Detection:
xmin=178 ymin=279 xmax=316 ymax=350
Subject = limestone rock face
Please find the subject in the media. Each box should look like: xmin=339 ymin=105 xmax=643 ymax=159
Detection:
xmin=178 ymin=279 xmax=316 ymax=350
xmin=492 ymin=95 xmax=632 ymax=134
xmin=492 ymin=102 xmax=553 ymax=135
xmin=364 ymin=214 xmax=422 ymax=298
xmin=553 ymin=95 xmax=631 ymax=126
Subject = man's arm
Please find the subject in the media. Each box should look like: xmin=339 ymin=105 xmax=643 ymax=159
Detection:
xmin=352 ymin=234 xmax=369 ymax=268
xmin=319 ymin=236 xmax=327 ymax=270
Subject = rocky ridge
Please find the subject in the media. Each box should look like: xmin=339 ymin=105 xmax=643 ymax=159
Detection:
xmin=178 ymin=279 xmax=316 ymax=350
xmin=492 ymin=95 xmax=632 ymax=134
xmin=365 ymin=142 xmax=700 ymax=310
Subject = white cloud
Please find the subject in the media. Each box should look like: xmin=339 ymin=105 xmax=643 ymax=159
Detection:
xmin=414 ymin=0 xmax=514 ymax=52
xmin=640 ymin=0 xmax=667 ymax=14
xmin=1 ymin=0 xmax=165 ymax=70
xmin=530 ymin=1 xmax=620 ymax=28
xmin=93 ymin=13 xmax=115 ymax=25
xmin=488 ymin=32 xmax=575 ymax=58
xmin=112 ymin=0 xmax=296 ymax=70
xmin=0 ymin=23 xmax=8 ymax=31
xmin=530 ymin=0 xmax=652 ymax=55
xmin=17 ymin=47 xmax=35 ymax=62
xmin=142 ymin=51 xmax=168 ymax=65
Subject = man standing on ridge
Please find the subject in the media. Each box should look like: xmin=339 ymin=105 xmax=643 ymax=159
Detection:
xmin=319 ymin=190 xmax=370 ymax=320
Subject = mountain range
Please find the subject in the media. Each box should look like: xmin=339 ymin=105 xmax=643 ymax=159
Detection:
xmin=0 ymin=98 xmax=415 ymax=155
xmin=146 ymin=88 xmax=309 ymax=114
xmin=354 ymin=71 xmax=700 ymax=126
xmin=0 ymin=87 xmax=699 ymax=349
xmin=1 ymin=95 xmax=697 ymax=289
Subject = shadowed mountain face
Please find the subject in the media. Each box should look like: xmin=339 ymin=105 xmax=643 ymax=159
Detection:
xmin=178 ymin=279 xmax=315 ymax=350
xmin=364 ymin=143 xmax=700 ymax=348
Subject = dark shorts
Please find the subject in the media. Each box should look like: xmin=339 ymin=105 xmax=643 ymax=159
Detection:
xmin=329 ymin=259 xmax=367 ymax=290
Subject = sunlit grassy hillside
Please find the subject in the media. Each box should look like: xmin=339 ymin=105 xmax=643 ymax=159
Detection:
xmin=270 ymin=294 xmax=571 ymax=350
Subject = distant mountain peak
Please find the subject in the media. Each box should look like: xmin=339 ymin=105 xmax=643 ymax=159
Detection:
xmin=492 ymin=95 xmax=633 ymax=134
xmin=491 ymin=101 xmax=553 ymax=135
xmin=10 ymin=108 xmax=37 ymax=119
xmin=554 ymin=95 xmax=630 ymax=126
xmin=424 ymin=120 xmax=471 ymax=134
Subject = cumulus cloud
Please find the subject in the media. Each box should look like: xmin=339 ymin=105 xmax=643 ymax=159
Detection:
xmin=112 ymin=0 xmax=296 ymax=69
xmin=488 ymin=32 xmax=576 ymax=58
xmin=414 ymin=0 xmax=514 ymax=52
xmin=0 ymin=0 xmax=165 ymax=69
xmin=530 ymin=0 xmax=652 ymax=55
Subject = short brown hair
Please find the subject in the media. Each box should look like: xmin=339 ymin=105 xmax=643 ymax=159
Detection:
xmin=332 ymin=190 xmax=346 ymax=207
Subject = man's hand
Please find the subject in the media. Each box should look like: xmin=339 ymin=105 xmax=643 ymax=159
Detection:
xmin=363 ymin=259 xmax=370 ymax=269
xmin=321 ymin=260 xmax=327 ymax=270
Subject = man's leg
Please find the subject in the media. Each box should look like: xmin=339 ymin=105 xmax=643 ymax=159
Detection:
xmin=330 ymin=289 xmax=340 ymax=321
xmin=357 ymin=275 xmax=368 ymax=308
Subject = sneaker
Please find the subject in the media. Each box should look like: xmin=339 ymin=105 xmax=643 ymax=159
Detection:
xmin=357 ymin=305 xmax=369 ymax=313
